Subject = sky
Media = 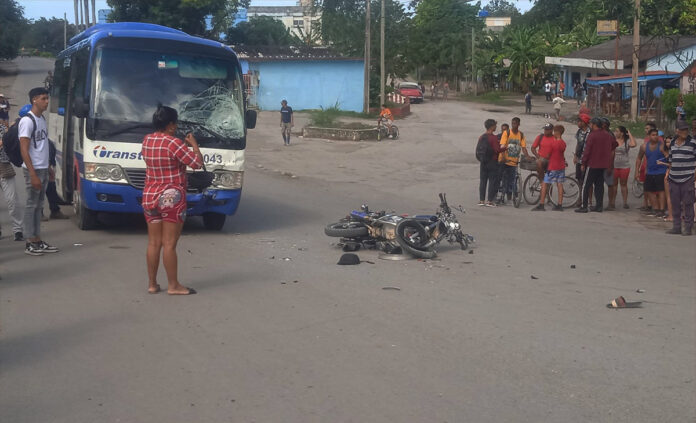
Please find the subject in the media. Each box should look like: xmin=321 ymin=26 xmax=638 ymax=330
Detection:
xmin=20 ymin=0 xmax=535 ymax=24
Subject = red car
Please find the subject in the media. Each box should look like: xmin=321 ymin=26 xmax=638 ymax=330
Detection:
xmin=397 ymin=82 xmax=424 ymax=103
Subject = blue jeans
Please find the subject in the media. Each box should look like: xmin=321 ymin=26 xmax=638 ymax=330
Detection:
xmin=23 ymin=168 xmax=49 ymax=239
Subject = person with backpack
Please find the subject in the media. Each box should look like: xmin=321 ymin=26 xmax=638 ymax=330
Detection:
xmin=19 ymin=87 xmax=58 ymax=256
xmin=0 ymin=117 xmax=23 ymax=241
xmin=477 ymin=119 xmax=508 ymax=207
xmin=498 ymin=117 xmax=529 ymax=204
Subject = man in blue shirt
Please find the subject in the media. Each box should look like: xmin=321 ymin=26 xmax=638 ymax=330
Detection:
xmin=280 ymin=100 xmax=294 ymax=146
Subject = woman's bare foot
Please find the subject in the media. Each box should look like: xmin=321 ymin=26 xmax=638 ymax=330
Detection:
xmin=148 ymin=283 xmax=161 ymax=294
xmin=167 ymin=284 xmax=197 ymax=295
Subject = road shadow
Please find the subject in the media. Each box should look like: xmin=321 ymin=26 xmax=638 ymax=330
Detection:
xmin=64 ymin=190 xmax=319 ymax=236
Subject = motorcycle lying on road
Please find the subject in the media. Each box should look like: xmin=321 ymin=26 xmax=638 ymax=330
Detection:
xmin=324 ymin=193 xmax=474 ymax=259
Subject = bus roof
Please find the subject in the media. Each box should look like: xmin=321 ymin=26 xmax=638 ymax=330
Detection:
xmin=62 ymin=22 xmax=234 ymax=58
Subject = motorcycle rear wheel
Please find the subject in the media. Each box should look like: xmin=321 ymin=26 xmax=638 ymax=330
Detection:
xmin=325 ymin=221 xmax=369 ymax=238
xmin=395 ymin=219 xmax=437 ymax=259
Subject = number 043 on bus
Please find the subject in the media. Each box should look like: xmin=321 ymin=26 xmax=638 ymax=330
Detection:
xmin=48 ymin=22 xmax=257 ymax=230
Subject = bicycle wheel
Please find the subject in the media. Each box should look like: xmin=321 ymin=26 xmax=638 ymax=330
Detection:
xmin=632 ymin=179 xmax=644 ymax=198
xmin=513 ymin=171 xmax=522 ymax=208
xmin=548 ymin=176 xmax=580 ymax=208
xmin=522 ymin=173 xmax=541 ymax=205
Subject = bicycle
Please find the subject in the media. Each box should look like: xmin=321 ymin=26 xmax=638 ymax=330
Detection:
xmin=521 ymin=159 xmax=580 ymax=208
xmin=376 ymin=118 xmax=399 ymax=141
xmin=495 ymin=164 xmax=523 ymax=208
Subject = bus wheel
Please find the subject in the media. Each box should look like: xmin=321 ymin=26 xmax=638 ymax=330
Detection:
xmin=74 ymin=191 xmax=98 ymax=230
xmin=202 ymin=212 xmax=226 ymax=230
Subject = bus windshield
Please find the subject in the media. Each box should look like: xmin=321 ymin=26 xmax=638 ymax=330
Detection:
xmin=91 ymin=47 xmax=245 ymax=148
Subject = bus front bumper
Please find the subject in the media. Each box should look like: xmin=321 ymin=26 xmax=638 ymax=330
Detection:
xmin=80 ymin=180 xmax=242 ymax=216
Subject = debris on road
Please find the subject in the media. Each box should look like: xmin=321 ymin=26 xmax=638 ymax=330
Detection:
xmin=570 ymin=264 xmax=576 ymax=269
xmin=73 ymin=243 xmax=83 ymax=246
xmin=607 ymin=296 xmax=643 ymax=309
xmin=337 ymin=253 xmax=360 ymax=265
xmin=382 ymin=286 xmax=401 ymax=291
xmin=468 ymin=250 xmax=474 ymax=254
xmin=531 ymin=275 xmax=539 ymax=280
xmin=636 ymin=289 xmax=646 ymax=293
xmin=281 ymin=257 xmax=292 ymax=261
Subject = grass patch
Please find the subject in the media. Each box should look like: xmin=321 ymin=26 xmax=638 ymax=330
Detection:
xmin=308 ymin=104 xmax=376 ymax=128
xmin=611 ymin=119 xmax=648 ymax=137
xmin=456 ymin=91 xmax=519 ymax=107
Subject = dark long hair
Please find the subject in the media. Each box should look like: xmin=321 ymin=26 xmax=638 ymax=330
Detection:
xmin=152 ymin=104 xmax=178 ymax=131
xmin=617 ymin=126 xmax=630 ymax=152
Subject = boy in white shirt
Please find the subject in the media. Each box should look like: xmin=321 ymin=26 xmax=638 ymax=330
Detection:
xmin=19 ymin=87 xmax=59 ymax=256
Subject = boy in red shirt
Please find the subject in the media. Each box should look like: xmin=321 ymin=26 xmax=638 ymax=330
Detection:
xmin=531 ymin=123 xmax=555 ymax=182
xmin=532 ymin=125 xmax=567 ymax=211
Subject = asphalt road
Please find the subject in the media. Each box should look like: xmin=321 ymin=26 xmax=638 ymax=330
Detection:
xmin=1 ymin=57 xmax=694 ymax=423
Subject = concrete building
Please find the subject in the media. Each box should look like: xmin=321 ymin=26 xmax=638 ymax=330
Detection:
xmin=484 ymin=17 xmax=511 ymax=32
xmin=545 ymin=36 xmax=696 ymax=116
xmin=679 ymin=61 xmax=696 ymax=95
xmin=246 ymin=0 xmax=319 ymax=38
xmin=233 ymin=45 xmax=364 ymax=112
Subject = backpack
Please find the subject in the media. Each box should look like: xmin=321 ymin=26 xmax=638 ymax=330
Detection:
xmin=476 ymin=134 xmax=492 ymax=163
xmin=2 ymin=115 xmax=36 ymax=167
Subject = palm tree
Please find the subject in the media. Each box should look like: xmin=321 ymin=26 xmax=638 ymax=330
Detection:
xmin=503 ymin=26 xmax=544 ymax=91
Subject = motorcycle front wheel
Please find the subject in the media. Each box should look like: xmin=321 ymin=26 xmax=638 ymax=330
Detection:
xmin=324 ymin=221 xmax=369 ymax=238
xmin=395 ymin=219 xmax=437 ymax=259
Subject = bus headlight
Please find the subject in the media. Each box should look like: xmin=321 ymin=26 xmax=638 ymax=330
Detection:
xmin=85 ymin=163 xmax=128 ymax=184
xmin=212 ymin=170 xmax=243 ymax=189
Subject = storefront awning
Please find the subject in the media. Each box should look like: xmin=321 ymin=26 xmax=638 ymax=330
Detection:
xmin=585 ymin=71 xmax=679 ymax=86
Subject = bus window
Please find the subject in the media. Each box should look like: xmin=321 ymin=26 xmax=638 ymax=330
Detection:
xmin=50 ymin=59 xmax=70 ymax=114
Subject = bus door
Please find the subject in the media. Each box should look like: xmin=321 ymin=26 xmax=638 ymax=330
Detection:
xmin=59 ymin=47 xmax=89 ymax=202
xmin=50 ymin=56 xmax=71 ymax=202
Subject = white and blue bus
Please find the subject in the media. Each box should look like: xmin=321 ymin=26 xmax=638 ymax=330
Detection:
xmin=48 ymin=22 xmax=256 ymax=230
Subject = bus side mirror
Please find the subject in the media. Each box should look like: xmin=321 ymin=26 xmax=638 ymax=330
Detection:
xmin=73 ymin=97 xmax=89 ymax=118
xmin=245 ymin=109 xmax=257 ymax=129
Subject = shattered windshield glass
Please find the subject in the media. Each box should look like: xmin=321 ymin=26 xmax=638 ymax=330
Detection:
xmin=90 ymin=47 xmax=245 ymax=148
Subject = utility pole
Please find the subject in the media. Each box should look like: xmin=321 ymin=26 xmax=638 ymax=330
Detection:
xmin=630 ymin=0 xmax=640 ymax=121
xmin=363 ymin=0 xmax=371 ymax=113
xmin=84 ymin=0 xmax=90 ymax=27
xmin=74 ymin=0 xmax=80 ymax=29
xmin=64 ymin=13 xmax=68 ymax=48
xmin=79 ymin=0 xmax=84 ymax=29
xmin=472 ymin=26 xmax=476 ymax=96
xmin=380 ymin=0 xmax=385 ymax=106
xmin=91 ymin=0 xmax=97 ymax=26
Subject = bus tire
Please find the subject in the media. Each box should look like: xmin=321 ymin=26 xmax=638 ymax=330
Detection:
xmin=74 ymin=192 xmax=98 ymax=230
xmin=203 ymin=212 xmax=226 ymax=230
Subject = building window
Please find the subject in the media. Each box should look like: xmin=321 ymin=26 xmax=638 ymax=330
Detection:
xmin=293 ymin=19 xmax=304 ymax=28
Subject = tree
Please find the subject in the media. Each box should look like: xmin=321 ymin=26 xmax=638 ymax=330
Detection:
xmin=409 ymin=0 xmax=482 ymax=81
xmin=319 ymin=0 xmax=366 ymax=56
xmin=0 ymin=0 xmax=25 ymax=59
xmin=22 ymin=18 xmax=79 ymax=55
xmin=501 ymin=25 xmax=545 ymax=91
xmin=226 ymin=16 xmax=299 ymax=46
xmin=106 ymin=0 xmax=249 ymax=39
xmin=483 ymin=0 xmax=521 ymax=18
xmin=318 ymin=0 xmax=412 ymax=103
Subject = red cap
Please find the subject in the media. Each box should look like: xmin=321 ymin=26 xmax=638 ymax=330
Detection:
xmin=578 ymin=113 xmax=591 ymax=124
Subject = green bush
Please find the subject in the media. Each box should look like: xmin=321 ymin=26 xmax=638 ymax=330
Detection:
xmin=662 ymin=88 xmax=696 ymax=121
xmin=662 ymin=89 xmax=680 ymax=120
xmin=310 ymin=103 xmax=342 ymax=127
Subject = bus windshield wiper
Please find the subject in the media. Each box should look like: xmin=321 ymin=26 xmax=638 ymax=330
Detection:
xmin=104 ymin=122 xmax=153 ymax=138
xmin=178 ymin=120 xmax=225 ymax=141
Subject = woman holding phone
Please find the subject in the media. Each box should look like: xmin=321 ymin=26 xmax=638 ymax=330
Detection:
xmin=142 ymin=105 xmax=203 ymax=295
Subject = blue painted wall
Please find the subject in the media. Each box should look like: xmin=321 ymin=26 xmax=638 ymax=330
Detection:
xmin=248 ymin=60 xmax=364 ymax=112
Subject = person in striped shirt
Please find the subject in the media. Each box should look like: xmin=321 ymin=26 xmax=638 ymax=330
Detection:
xmin=665 ymin=121 xmax=696 ymax=235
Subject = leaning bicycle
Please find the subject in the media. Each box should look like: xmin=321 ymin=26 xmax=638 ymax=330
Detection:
xmin=521 ymin=157 xmax=580 ymax=208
